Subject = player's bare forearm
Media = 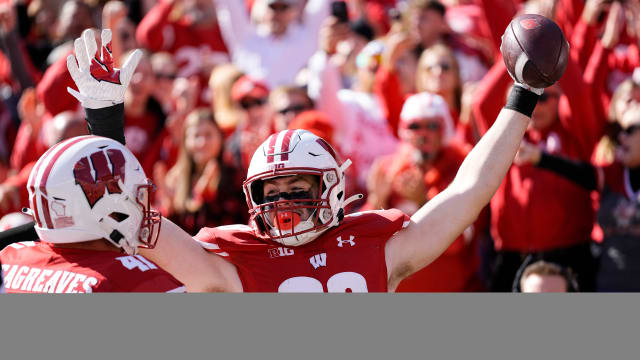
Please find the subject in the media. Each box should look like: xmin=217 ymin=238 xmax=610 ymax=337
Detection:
xmin=140 ymin=218 xmax=242 ymax=292
xmin=385 ymin=108 xmax=529 ymax=287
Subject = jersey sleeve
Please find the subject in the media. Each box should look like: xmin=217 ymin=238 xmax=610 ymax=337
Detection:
xmin=193 ymin=227 xmax=230 ymax=258
xmin=343 ymin=209 xmax=411 ymax=243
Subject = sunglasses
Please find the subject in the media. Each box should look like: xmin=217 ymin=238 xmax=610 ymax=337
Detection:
xmin=425 ymin=63 xmax=453 ymax=73
xmin=407 ymin=122 xmax=441 ymax=131
xmin=539 ymin=92 xmax=560 ymax=102
xmin=277 ymin=104 xmax=310 ymax=115
xmin=240 ymin=98 xmax=267 ymax=110
xmin=269 ymin=3 xmax=291 ymax=12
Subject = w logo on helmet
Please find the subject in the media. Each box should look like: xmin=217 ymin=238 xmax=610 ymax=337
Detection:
xmin=73 ymin=149 xmax=126 ymax=208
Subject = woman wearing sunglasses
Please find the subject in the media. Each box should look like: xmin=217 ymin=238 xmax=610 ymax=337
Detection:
xmin=377 ymin=37 xmax=473 ymax=146
xmin=515 ymin=88 xmax=640 ymax=291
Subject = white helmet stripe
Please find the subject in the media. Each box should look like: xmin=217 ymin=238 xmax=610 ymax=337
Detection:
xmin=27 ymin=137 xmax=75 ymax=227
xmin=28 ymin=144 xmax=60 ymax=227
xmin=31 ymin=136 xmax=100 ymax=229
xmin=279 ymin=129 xmax=296 ymax=162
xmin=265 ymin=134 xmax=278 ymax=163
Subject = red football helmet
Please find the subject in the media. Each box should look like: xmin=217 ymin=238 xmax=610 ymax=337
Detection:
xmin=25 ymin=136 xmax=161 ymax=254
xmin=243 ymin=130 xmax=360 ymax=246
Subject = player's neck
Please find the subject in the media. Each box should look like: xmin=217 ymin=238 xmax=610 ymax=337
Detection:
xmin=51 ymin=239 xmax=122 ymax=253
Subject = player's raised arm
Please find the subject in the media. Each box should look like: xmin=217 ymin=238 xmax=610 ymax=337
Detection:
xmin=384 ymin=14 xmax=569 ymax=289
xmin=66 ymin=28 xmax=242 ymax=292
xmin=139 ymin=218 xmax=242 ymax=292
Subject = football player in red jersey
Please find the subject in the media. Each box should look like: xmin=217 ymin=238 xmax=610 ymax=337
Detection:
xmin=66 ymin=28 xmax=547 ymax=292
xmin=0 ymin=135 xmax=185 ymax=293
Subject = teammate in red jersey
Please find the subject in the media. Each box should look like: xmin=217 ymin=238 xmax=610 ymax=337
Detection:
xmin=0 ymin=136 xmax=184 ymax=293
xmin=67 ymin=28 xmax=548 ymax=292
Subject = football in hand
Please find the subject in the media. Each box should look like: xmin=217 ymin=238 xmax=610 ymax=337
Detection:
xmin=500 ymin=14 xmax=569 ymax=88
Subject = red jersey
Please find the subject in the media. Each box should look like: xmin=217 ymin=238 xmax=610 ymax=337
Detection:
xmin=194 ymin=209 xmax=410 ymax=292
xmin=362 ymin=143 xmax=484 ymax=292
xmin=0 ymin=241 xmax=184 ymax=293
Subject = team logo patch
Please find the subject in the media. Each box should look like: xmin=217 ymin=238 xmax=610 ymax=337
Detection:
xmin=51 ymin=200 xmax=74 ymax=228
xmin=269 ymin=247 xmax=295 ymax=258
xmin=310 ymin=253 xmax=327 ymax=269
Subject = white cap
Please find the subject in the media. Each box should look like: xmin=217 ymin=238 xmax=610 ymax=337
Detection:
xmin=399 ymin=92 xmax=455 ymax=144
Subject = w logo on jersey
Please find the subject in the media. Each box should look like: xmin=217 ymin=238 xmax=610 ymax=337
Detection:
xmin=73 ymin=149 xmax=126 ymax=208
xmin=310 ymin=253 xmax=327 ymax=269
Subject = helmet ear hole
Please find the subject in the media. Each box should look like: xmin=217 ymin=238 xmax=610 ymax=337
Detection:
xmin=337 ymin=191 xmax=343 ymax=200
xmin=108 ymin=212 xmax=130 ymax=222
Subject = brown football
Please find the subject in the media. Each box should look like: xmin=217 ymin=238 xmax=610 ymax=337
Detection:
xmin=500 ymin=14 xmax=569 ymax=88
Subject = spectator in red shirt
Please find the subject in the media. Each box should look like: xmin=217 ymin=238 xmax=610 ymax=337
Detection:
xmin=470 ymin=2 xmax=609 ymax=292
xmin=376 ymin=36 xmax=473 ymax=144
xmin=224 ymin=75 xmax=273 ymax=173
xmin=120 ymin=50 xmax=167 ymax=176
xmin=363 ymin=92 xmax=483 ymax=291
xmin=0 ymin=110 xmax=88 ymax=220
xmin=404 ymin=0 xmax=489 ymax=83
xmin=136 ymin=0 xmax=229 ymax=77
xmin=160 ymin=108 xmax=248 ymax=235
xmin=136 ymin=0 xmax=230 ymax=107
xmin=515 ymin=81 xmax=640 ymax=291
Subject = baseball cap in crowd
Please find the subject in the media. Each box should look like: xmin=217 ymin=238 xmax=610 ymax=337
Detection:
xmin=399 ymin=92 xmax=455 ymax=144
xmin=288 ymin=110 xmax=335 ymax=146
xmin=231 ymin=75 xmax=270 ymax=102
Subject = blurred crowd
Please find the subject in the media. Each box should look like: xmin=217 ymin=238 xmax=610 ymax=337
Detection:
xmin=0 ymin=0 xmax=639 ymax=292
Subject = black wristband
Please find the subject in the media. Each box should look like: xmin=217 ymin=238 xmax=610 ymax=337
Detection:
xmin=85 ymin=103 xmax=126 ymax=145
xmin=504 ymin=85 xmax=539 ymax=118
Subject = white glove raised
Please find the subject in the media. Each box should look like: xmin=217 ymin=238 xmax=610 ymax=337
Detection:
xmin=66 ymin=28 xmax=142 ymax=109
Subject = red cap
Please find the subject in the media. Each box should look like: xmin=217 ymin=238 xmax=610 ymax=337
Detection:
xmin=288 ymin=110 xmax=334 ymax=145
xmin=231 ymin=76 xmax=270 ymax=102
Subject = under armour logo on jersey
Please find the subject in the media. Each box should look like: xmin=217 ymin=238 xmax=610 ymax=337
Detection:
xmin=337 ymin=236 xmax=356 ymax=247
xmin=310 ymin=253 xmax=327 ymax=269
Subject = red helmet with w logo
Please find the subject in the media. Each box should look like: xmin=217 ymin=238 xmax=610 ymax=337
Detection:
xmin=26 ymin=136 xmax=160 ymax=254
